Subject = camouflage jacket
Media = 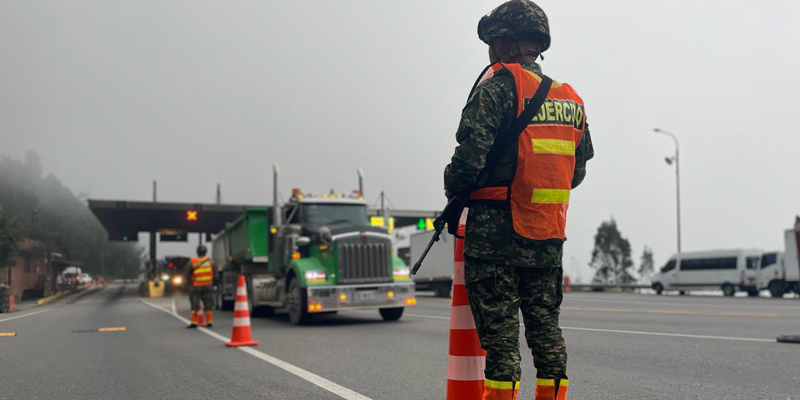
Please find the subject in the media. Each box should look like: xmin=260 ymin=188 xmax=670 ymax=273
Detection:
xmin=443 ymin=62 xmax=594 ymax=268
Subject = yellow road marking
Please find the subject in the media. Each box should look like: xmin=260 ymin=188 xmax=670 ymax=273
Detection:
xmin=0 ymin=332 xmax=17 ymax=337
xmin=562 ymin=306 xmax=782 ymax=318
xmin=98 ymin=327 xmax=126 ymax=332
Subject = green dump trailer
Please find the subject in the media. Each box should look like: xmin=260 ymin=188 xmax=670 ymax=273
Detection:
xmin=212 ymin=196 xmax=415 ymax=325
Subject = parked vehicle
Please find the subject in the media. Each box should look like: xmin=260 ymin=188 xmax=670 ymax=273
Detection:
xmin=409 ymin=229 xmax=454 ymax=297
xmin=651 ymin=249 xmax=762 ymax=296
xmin=213 ymin=172 xmax=415 ymax=325
xmin=758 ymin=229 xmax=800 ymax=297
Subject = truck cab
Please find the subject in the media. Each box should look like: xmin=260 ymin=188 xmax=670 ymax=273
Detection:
xmin=214 ymin=190 xmax=415 ymax=324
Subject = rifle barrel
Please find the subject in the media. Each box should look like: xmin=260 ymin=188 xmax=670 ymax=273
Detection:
xmin=410 ymin=229 xmax=441 ymax=275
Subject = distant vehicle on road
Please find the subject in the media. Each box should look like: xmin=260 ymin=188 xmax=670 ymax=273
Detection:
xmin=79 ymin=273 xmax=93 ymax=285
xmin=651 ymin=249 xmax=762 ymax=296
xmin=409 ymin=229 xmax=454 ymax=297
xmin=758 ymin=229 xmax=800 ymax=297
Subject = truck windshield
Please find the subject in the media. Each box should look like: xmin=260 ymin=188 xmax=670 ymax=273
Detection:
xmin=301 ymin=204 xmax=368 ymax=226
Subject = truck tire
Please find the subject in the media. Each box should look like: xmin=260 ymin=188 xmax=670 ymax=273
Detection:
xmin=433 ymin=282 xmax=452 ymax=298
xmin=768 ymin=281 xmax=786 ymax=298
xmin=287 ymin=279 xmax=311 ymax=325
xmin=722 ymin=284 xmax=735 ymax=297
xmin=653 ymin=283 xmax=663 ymax=295
xmin=379 ymin=307 xmax=404 ymax=321
xmin=216 ymin=287 xmax=234 ymax=311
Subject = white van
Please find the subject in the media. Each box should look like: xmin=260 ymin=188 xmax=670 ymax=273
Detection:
xmin=651 ymin=249 xmax=762 ymax=296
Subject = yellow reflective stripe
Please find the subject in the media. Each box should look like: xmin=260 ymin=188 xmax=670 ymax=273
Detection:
xmin=194 ymin=266 xmax=212 ymax=274
xmin=194 ymin=276 xmax=212 ymax=282
xmin=531 ymin=189 xmax=570 ymax=204
xmin=484 ymin=379 xmax=520 ymax=390
xmin=536 ymin=378 xmax=555 ymax=387
xmin=560 ymin=379 xmax=569 ymax=387
xmin=532 ymin=139 xmax=575 ymax=155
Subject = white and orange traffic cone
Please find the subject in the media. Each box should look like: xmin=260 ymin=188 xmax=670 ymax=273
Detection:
xmin=447 ymin=216 xmax=486 ymax=400
xmin=225 ymin=275 xmax=258 ymax=347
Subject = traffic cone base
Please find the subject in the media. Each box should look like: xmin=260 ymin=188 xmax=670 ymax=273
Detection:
xmin=225 ymin=275 xmax=259 ymax=347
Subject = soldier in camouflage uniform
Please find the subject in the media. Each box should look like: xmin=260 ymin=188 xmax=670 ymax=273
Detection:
xmin=444 ymin=1 xmax=594 ymax=398
xmin=185 ymin=245 xmax=215 ymax=328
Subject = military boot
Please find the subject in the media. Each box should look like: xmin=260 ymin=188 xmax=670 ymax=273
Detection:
xmin=534 ymin=378 xmax=568 ymax=400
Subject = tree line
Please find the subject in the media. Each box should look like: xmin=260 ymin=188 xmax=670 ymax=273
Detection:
xmin=590 ymin=218 xmax=655 ymax=285
xmin=0 ymin=152 xmax=144 ymax=279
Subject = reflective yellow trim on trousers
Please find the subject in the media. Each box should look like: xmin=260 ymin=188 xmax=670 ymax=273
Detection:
xmin=484 ymin=379 xmax=520 ymax=390
xmin=531 ymin=189 xmax=570 ymax=204
xmin=532 ymin=139 xmax=575 ymax=155
xmin=536 ymin=378 xmax=569 ymax=387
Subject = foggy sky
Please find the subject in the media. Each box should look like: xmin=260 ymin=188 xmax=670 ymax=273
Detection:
xmin=2 ymin=0 xmax=799 ymax=280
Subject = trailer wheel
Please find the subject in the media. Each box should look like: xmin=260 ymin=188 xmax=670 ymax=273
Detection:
xmin=216 ymin=287 xmax=234 ymax=311
xmin=433 ymin=282 xmax=452 ymax=298
xmin=721 ymin=284 xmax=735 ymax=297
xmin=379 ymin=307 xmax=404 ymax=321
xmin=287 ymin=278 xmax=311 ymax=325
xmin=768 ymin=281 xmax=786 ymax=298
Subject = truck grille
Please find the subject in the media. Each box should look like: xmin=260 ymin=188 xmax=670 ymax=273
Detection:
xmin=337 ymin=237 xmax=393 ymax=284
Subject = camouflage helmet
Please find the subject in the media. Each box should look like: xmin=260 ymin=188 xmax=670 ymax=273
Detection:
xmin=478 ymin=0 xmax=551 ymax=52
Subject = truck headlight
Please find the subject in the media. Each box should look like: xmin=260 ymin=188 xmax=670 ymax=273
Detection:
xmin=393 ymin=267 xmax=410 ymax=280
xmin=172 ymin=276 xmax=183 ymax=285
xmin=161 ymin=274 xmax=170 ymax=281
xmin=305 ymin=271 xmax=327 ymax=283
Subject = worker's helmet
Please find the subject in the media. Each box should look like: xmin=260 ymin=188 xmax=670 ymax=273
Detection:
xmin=196 ymin=245 xmax=208 ymax=257
xmin=478 ymin=0 xmax=551 ymax=52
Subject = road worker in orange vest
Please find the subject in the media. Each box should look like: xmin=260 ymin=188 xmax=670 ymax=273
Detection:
xmin=443 ymin=1 xmax=594 ymax=399
xmin=186 ymin=245 xmax=214 ymax=329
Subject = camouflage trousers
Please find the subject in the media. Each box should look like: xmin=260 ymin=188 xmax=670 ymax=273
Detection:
xmin=189 ymin=286 xmax=214 ymax=312
xmin=464 ymin=256 xmax=567 ymax=381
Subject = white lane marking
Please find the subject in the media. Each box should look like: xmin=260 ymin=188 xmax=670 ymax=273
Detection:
xmin=0 ymin=308 xmax=52 ymax=323
xmin=140 ymin=299 xmax=371 ymax=400
xmin=560 ymin=326 xmax=775 ymax=343
xmin=171 ymin=297 xmax=177 ymax=314
xmin=403 ymin=313 xmax=774 ymax=343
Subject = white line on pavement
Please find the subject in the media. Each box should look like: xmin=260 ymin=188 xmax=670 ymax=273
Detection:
xmin=171 ymin=297 xmax=177 ymax=314
xmin=140 ymin=298 xmax=372 ymax=400
xmin=0 ymin=308 xmax=52 ymax=323
xmin=560 ymin=326 xmax=775 ymax=343
xmin=402 ymin=313 xmax=775 ymax=343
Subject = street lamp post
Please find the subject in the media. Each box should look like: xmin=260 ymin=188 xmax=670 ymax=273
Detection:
xmin=654 ymin=128 xmax=681 ymax=253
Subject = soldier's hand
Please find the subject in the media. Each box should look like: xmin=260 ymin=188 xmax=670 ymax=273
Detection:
xmin=445 ymin=190 xmax=453 ymax=199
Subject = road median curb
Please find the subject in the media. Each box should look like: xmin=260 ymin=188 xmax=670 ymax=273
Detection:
xmin=36 ymin=285 xmax=91 ymax=306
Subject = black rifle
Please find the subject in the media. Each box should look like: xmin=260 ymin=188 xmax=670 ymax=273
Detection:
xmin=411 ymin=72 xmax=553 ymax=276
xmin=411 ymin=195 xmax=466 ymax=275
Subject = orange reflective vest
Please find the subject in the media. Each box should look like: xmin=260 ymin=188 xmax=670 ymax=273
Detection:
xmin=469 ymin=63 xmax=586 ymax=241
xmin=190 ymin=257 xmax=214 ymax=287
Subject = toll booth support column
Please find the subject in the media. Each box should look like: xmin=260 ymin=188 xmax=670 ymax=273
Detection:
xmin=150 ymin=231 xmax=158 ymax=280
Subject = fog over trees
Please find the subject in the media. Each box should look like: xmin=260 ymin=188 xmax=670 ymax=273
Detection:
xmin=0 ymin=152 xmax=143 ymax=278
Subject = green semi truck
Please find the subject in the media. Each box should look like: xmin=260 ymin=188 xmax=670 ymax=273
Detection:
xmin=211 ymin=189 xmax=415 ymax=325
